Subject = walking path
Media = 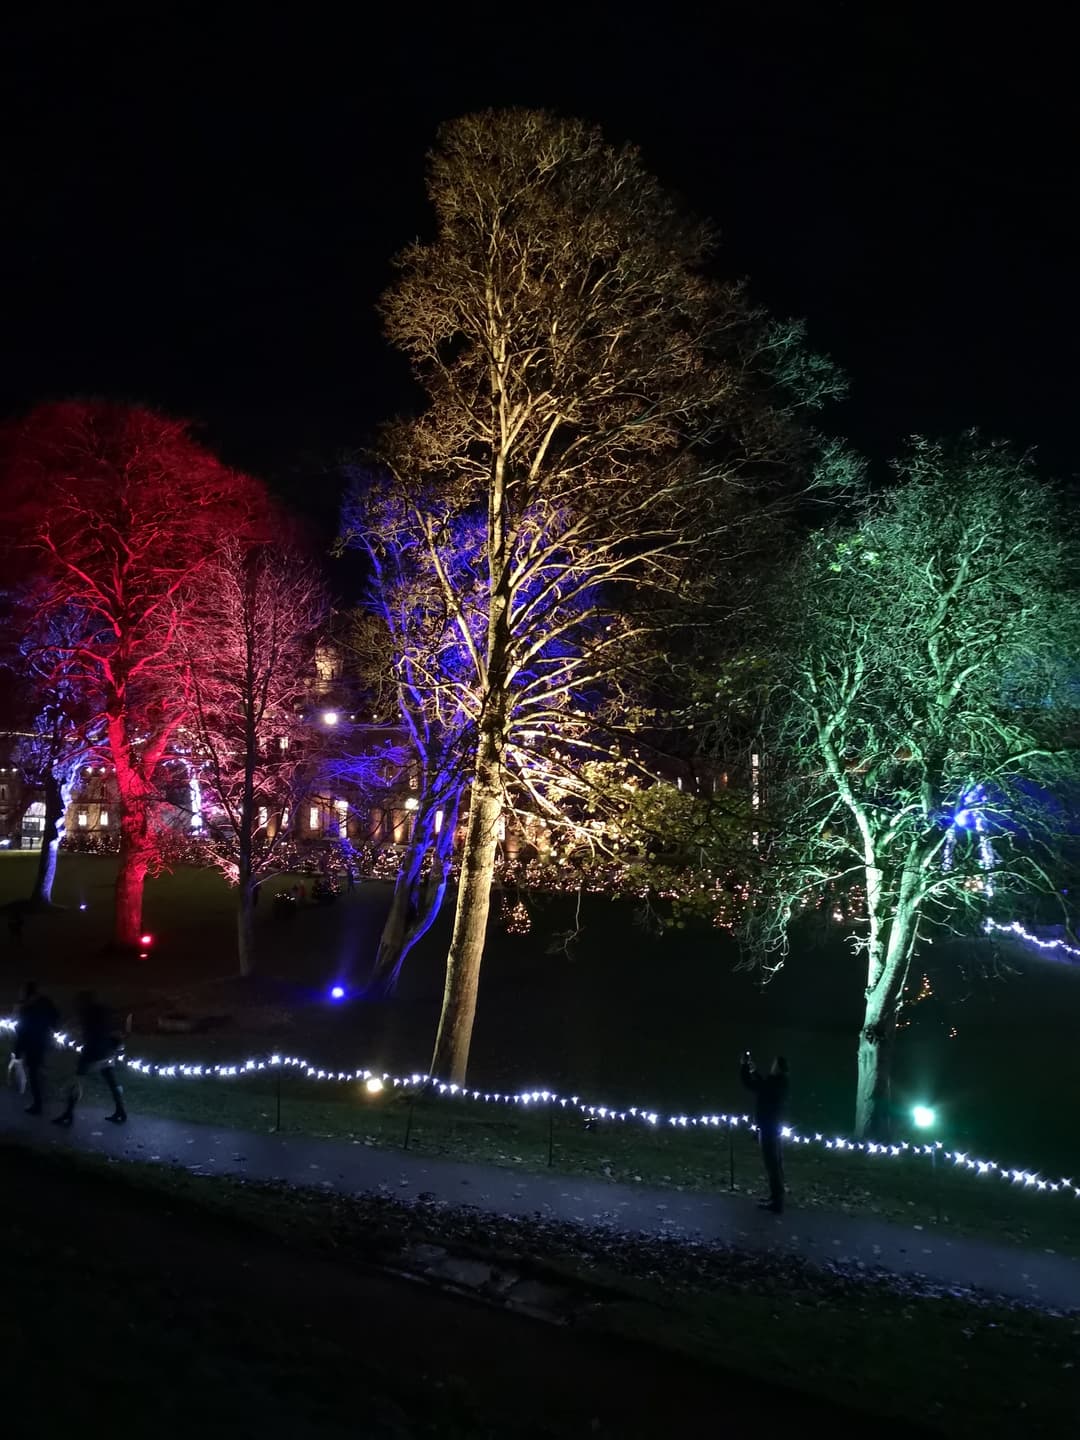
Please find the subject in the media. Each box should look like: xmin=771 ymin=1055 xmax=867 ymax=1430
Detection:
xmin=3 ymin=1090 xmax=1078 ymax=1311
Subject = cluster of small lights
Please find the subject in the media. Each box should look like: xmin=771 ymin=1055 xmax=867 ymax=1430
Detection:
xmin=502 ymin=898 xmax=531 ymax=936
xmin=898 ymin=972 xmax=934 ymax=1032
xmin=3 ymin=1017 xmax=1076 ymax=1203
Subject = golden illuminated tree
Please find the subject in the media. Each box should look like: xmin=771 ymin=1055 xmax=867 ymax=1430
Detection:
xmin=380 ymin=110 xmax=840 ymax=1080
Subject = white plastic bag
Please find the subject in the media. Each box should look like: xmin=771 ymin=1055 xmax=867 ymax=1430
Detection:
xmin=7 ymin=1055 xmax=27 ymax=1094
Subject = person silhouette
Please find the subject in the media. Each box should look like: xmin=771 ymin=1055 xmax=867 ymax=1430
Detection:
xmin=13 ymin=981 xmax=60 ymax=1115
xmin=740 ymin=1051 xmax=790 ymax=1213
xmin=53 ymin=991 xmax=127 ymax=1126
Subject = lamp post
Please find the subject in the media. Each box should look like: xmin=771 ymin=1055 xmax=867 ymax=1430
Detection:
xmin=913 ymin=1104 xmax=942 ymax=1222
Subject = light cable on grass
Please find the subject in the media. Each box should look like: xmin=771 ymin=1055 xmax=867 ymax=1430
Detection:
xmin=2 ymin=1017 xmax=1075 ymax=1202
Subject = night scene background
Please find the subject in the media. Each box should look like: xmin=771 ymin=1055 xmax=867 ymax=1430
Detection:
xmin=5 ymin=5 xmax=1077 ymax=517
xmin=1 ymin=5 xmax=1079 ymax=1437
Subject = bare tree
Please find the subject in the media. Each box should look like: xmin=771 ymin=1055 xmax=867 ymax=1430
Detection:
xmin=181 ymin=537 xmax=328 ymax=976
xmin=380 ymin=110 xmax=839 ymax=1080
xmin=1 ymin=402 xmax=270 ymax=946
xmin=747 ymin=436 xmax=1080 ymax=1136
xmin=336 ymin=486 xmax=475 ymax=990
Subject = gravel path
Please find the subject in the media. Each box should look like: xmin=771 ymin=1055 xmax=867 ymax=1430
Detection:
xmin=3 ymin=1091 xmax=1077 ymax=1310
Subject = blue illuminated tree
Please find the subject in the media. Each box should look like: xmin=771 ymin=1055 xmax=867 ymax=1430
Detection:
xmin=2 ymin=600 xmax=97 ymax=905
xmin=747 ymin=435 xmax=1080 ymax=1135
xmin=338 ymin=477 xmax=480 ymax=991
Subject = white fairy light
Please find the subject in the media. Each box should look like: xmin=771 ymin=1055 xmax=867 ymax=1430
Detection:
xmin=983 ymin=917 xmax=1080 ymax=962
xmin=1 ymin=1014 xmax=1076 ymax=1206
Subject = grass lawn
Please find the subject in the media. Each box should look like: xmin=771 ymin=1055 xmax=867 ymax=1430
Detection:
xmin=4 ymin=850 xmax=1080 ymax=1255
xmin=5 ymin=1140 xmax=1077 ymax=1438
xmin=3 ymin=1143 xmax=812 ymax=1439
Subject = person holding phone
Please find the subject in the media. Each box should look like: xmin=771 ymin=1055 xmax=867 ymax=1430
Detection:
xmin=740 ymin=1050 xmax=790 ymax=1213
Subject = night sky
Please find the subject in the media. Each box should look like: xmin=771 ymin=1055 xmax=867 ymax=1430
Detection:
xmin=4 ymin=4 xmax=1077 ymax=535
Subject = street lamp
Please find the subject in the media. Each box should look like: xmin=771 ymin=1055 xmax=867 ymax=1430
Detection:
xmin=913 ymin=1104 xmax=942 ymax=1222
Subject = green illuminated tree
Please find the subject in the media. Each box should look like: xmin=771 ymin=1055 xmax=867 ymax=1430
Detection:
xmin=380 ymin=108 xmax=840 ymax=1081
xmin=747 ymin=435 xmax=1080 ymax=1136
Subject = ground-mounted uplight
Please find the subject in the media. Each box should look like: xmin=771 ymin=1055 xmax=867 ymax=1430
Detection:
xmin=321 ymin=710 xmax=339 ymax=726
xmin=328 ymin=984 xmax=346 ymax=1001
xmin=912 ymin=1104 xmax=936 ymax=1130
xmin=365 ymin=1076 xmax=384 ymax=1095
xmin=404 ymin=796 xmax=419 ymax=811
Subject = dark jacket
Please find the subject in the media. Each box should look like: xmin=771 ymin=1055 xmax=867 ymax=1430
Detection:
xmin=741 ymin=1061 xmax=788 ymax=1131
xmin=14 ymin=995 xmax=60 ymax=1058
xmin=77 ymin=1002 xmax=121 ymax=1065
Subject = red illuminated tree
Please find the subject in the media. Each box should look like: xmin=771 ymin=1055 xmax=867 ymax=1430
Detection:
xmin=181 ymin=536 xmax=329 ymax=976
xmin=1 ymin=401 xmax=269 ymax=947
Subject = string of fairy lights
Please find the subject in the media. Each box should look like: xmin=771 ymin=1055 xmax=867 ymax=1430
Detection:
xmin=983 ymin=916 xmax=1080 ymax=962
xmin=3 ymin=1001 xmax=1077 ymax=1203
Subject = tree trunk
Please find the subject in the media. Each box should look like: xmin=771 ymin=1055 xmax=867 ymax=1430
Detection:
xmin=108 ymin=712 xmax=158 ymax=949
xmin=237 ymin=881 xmax=255 ymax=979
xmin=115 ymin=828 xmax=150 ymax=949
xmin=854 ymin=897 xmax=918 ymax=1137
xmin=372 ymin=842 xmax=421 ymax=987
xmin=371 ymin=792 xmax=459 ymax=994
xmin=430 ymin=755 xmax=502 ymax=1082
xmin=855 ymin=986 xmax=897 ymax=1139
xmin=236 ymin=778 xmax=256 ymax=977
xmin=29 ymin=771 xmax=66 ymax=906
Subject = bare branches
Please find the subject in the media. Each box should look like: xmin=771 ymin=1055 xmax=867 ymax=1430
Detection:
xmin=180 ymin=538 xmax=329 ymax=890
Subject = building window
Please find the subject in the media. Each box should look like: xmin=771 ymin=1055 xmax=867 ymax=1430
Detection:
xmin=309 ymin=805 xmax=321 ymax=832
xmin=99 ymin=811 xmax=109 ymax=827
xmin=23 ymin=802 xmax=46 ymax=834
xmin=278 ymin=736 xmax=290 ymax=751
xmin=258 ymin=806 xmax=268 ymax=828
xmin=77 ymin=811 xmax=88 ymax=828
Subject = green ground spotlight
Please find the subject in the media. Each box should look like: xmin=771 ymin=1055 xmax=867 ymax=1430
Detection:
xmin=912 ymin=1104 xmax=937 ymax=1130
